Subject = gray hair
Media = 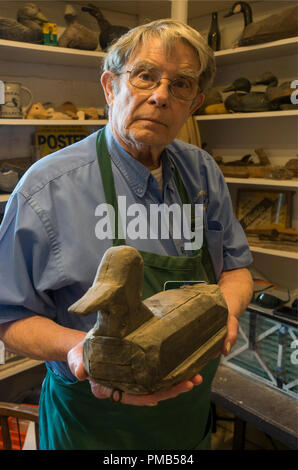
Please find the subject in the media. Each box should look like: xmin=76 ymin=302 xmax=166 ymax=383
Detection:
xmin=103 ymin=18 xmax=216 ymax=94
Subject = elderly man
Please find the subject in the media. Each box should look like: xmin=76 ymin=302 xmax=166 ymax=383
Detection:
xmin=0 ymin=19 xmax=253 ymax=450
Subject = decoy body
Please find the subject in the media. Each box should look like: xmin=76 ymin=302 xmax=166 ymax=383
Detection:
xmin=58 ymin=4 xmax=98 ymax=50
xmin=0 ymin=3 xmax=48 ymax=44
xmin=81 ymin=3 xmax=129 ymax=51
xmin=68 ymin=245 xmax=228 ymax=394
xmin=253 ymin=72 xmax=294 ymax=108
xmin=224 ymin=1 xmax=298 ymax=47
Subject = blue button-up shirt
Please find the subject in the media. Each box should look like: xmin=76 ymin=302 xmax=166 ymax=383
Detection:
xmin=0 ymin=123 xmax=252 ymax=380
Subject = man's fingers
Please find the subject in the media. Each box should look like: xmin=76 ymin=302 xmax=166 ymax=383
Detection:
xmin=88 ymin=374 xmax=203 ymax=406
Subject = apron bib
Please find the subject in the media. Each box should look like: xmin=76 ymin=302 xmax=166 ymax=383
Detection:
xmin=39 ymin=127 xmax=220 ymax=450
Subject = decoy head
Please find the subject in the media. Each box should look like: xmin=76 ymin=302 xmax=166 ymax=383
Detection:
xmin=64 ymin=4 xmax=77 ymax=20
xmin=223 ymin=77 xmax=251 ymax=93
xmin=81 ymin=3 xmax=103 ymax=19
xmin=253 ymin=72 xmax=278 ymax=88
xmin=17 ymin=3 xmax=48 ymax=24
xmin=224 ymin=2 xmax=251 ymax=17
xmin=68 ymin=246 xmax=144 ymax=316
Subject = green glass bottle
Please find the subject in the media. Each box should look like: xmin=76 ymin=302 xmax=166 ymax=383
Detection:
xmin=208 ymin=12 xmax=221 ymax=51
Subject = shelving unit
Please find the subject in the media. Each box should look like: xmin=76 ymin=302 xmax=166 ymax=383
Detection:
xmin=195 ymin=110 xmax=298 ymax=120
xmin=0 ymin=119 xmax=107 ymax=126
xmin=0 ymin=38 xmax=106 ymax=67
xmin=0 ymin=4 xmax=297 ymax=289
xmin=224 ymin=178 xmax=298 ymax=188
xmin=214 ymin=36 xmax=298 ymax=66
xmin=198 ymin=34 xmax=298 ymax=289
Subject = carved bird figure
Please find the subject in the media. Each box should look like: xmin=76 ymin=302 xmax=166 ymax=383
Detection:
xmin=224 ymin=1 xmax=298 ymax=47
xmin=0 ymin=3 xmax=48 ymax=44
xmin=81 ymin=3 xmax=129 ymax=51
xmin=58 ymin=4 xmax=98 ymax=50
xmin=223 ymin=77 xmax=251 ymax=93
xmin=68 ymin=245 xmax=227 ymax=394
xmin=253 ymin=72 xmax=294 ymax=108
xmin=223 ymin=74 xmax=281 ymax=112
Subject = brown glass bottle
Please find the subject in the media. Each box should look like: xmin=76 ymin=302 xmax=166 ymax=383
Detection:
xmin=208 ymin=12 xmax=221 ymax=51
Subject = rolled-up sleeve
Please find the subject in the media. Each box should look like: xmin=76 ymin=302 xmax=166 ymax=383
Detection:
xmin=0 ymin=191 xmax=65 ymax=324
xmin=203 ymin=157 xmax=253 ymax=279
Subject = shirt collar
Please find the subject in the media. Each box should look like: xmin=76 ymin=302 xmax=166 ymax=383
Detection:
xmin=104 ymin=123 xmax=175 ymax=197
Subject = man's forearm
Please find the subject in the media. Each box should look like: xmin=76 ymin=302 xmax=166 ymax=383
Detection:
xmin=218 ymin=267 xmax=253 ymax=319
xmin=217 ymin=267 xmax=253 ymax=354
xmin=0 ymin=315 xmax=85 ymax=362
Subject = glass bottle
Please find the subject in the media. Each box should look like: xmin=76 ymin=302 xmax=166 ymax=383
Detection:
xmin=208 ymin=12 xmax=221 ymax=51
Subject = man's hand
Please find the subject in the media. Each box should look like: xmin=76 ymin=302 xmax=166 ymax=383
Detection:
xmin=67 ymin=340 xmax=203 ymax=406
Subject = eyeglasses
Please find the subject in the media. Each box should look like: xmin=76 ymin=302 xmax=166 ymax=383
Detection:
xmin=119 ymin=66 xmax=200 ymax=101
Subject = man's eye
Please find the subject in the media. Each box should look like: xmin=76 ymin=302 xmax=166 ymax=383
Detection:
xmin=138 ymin=71 xmax=155 ymax=82
xmin=173 ymin=79 xmax=191 ymax=89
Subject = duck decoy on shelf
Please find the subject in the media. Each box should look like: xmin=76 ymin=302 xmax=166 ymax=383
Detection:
xmin=223 ymin=75 xmax=281 ymax=112
xmin=253 ymin=72 xmax=295 ymax=109
xmin=58 ymin=4 xmax=98 ymax=50
xmin=68 ymin=245 xmax=227 ymax=394
xmin=0 ymin=3 xmax=48 ymax=44
xmin=223 ymin=77 xmax=251 ymax=93
xmin=224 ymin=1 xmax=298 ymax=47
xmin=81 ymin=3 xmax=129 ymax=51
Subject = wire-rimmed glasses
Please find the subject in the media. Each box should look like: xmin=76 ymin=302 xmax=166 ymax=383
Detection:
xmin=119 ymin=65 xmax=200 ymax=101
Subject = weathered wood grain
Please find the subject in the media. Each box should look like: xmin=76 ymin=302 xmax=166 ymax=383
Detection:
xmin=68 ymin=246 xmax=228 ymax=394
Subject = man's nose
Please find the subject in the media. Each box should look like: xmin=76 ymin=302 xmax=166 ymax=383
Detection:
xmin=147 ymin=79 xmax=171 ymax=107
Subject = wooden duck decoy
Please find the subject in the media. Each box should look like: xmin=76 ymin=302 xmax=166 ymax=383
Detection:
xmin=224 ymin=91 xmax=271 ymax=112
xmin=223 ymin=76 xmax=278 ymax=112
xmin=223 ymin=77 xmax=251 ymax=93
xmin=224 ymin=1 xmax=298 ymax=47
xmin=0 ymin=3 xmax=48 ymax=44
xmin=253 ymin=72 xmax=294 ymax=108
xmin=58 ymin=4 xmax=98 ymax=50
xmin=81 ymin=3 xmax=129 ymax=51
xmin=68 ymin=245 xmax=228 ymax=394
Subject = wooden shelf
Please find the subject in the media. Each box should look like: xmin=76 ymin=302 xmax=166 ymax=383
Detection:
xmin=0 ymin=119 xmax=107 ymax=126
xmin=195 ymin=110 xmax=298 ymax=121
xmin=0 ymin=358 xmax=43 ymax=381
xmin=0 ymin=39 xmax=105 ymax=67
xmin=214 ymin=36 xmax=298 ymax=66
xmin=225 ymin=177 xmax=298 ymax=188
xmin=249 ymin=245 xmax=298 ymax=260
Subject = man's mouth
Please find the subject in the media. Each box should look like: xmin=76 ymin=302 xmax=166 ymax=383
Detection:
xmin=135 ymin=117 xmax=168 ymax=127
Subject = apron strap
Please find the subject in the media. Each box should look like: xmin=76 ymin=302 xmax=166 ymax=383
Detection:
xmin=96 ymin=127 xmax=125 ymax=246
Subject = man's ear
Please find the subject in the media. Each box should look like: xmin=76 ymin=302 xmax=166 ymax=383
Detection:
xmin=101 ymin=71 xmax=116 ymax=106
xmin=189 ymin=93 xmax=205 ymax=116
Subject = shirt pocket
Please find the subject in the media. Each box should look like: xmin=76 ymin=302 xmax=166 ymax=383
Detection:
xmin=205 ymin=220 xmax=223 ymax=282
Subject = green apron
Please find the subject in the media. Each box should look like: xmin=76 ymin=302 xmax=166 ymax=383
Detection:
xmin=39 ymin=127 xmax=220 ymax=450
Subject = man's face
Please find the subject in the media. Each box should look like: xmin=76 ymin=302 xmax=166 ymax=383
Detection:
xmin=101 ymin=37 xmax=204 ymax=158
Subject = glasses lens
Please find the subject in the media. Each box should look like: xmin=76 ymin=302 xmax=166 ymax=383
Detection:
xmin=170 ymin=77 xmax=198 ymax=100
xmin=129 ymin=68 xmax=159 ymax=90
xmin=128 ymin=67 xmax=198 ymax=101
